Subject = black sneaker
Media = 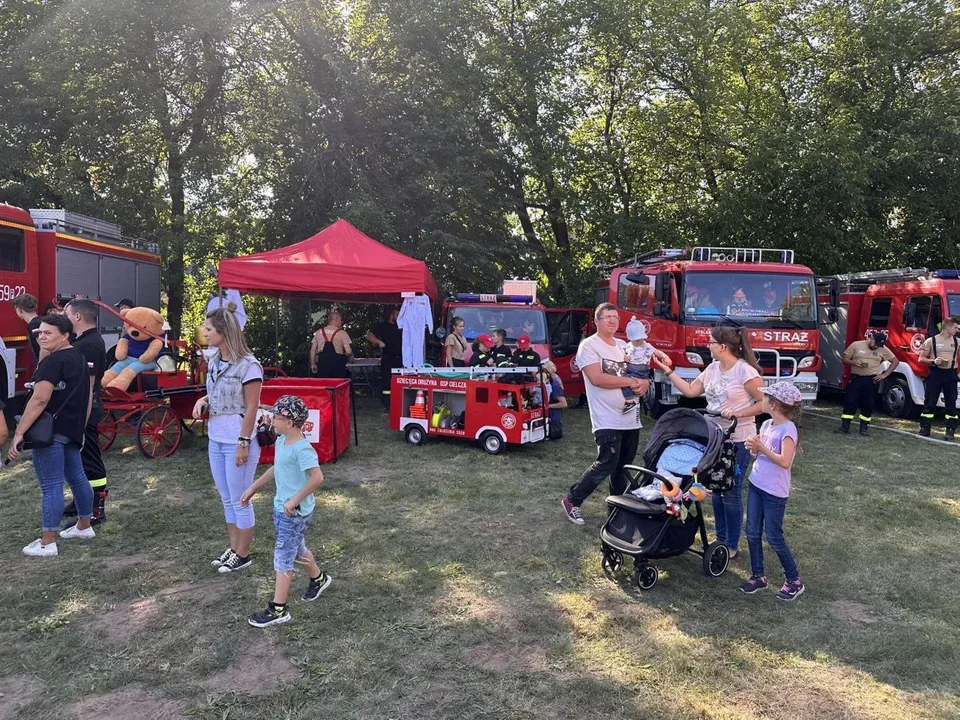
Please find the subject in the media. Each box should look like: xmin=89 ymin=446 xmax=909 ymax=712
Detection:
xmin=740 ymin=575 xmax=768 ymax=594
xmin=218 ymin=553 xmax=252 ymax=574
xmin=212 ymin=548 xmax=234 ymax=567
xmin=248 ymin=605 xmax=291 ymax=628
xmin=776 ymin=578 xmax=805 ymax=601
xmin=302 ymin=573 xmax=333 ymax=602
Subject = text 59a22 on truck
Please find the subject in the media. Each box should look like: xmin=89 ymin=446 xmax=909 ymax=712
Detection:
xmin=0 ymin=204 xmax=162 ymax=400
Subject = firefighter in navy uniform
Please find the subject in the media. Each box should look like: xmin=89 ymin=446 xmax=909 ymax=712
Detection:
xmin=62 ymin=299 xmax=109 ymax=523
xmin=838 ymin=330 xmax=899 ymax=436
xmin=918 ymin=315 xmax=960 ymax=440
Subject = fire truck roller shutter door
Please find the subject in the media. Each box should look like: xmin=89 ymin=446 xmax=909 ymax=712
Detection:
xmin=100 ymin=255 xmax=138 ymax=330
xmin=136 ymin=262 xmax=161 ymax=310
xmin=57 ymin=247 xmax=100 ymax=304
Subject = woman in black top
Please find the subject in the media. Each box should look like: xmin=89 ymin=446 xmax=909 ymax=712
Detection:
xmin=8 ymin=314 xmax=95 ymax=557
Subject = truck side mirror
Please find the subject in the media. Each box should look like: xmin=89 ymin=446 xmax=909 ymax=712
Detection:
xmin=822 ymin=307 xmax=838 ymax=324
xmin=654 ymin=271 xmax=673 ymax=318
xmin=829 ymin=277 xmax=839 ymax=309
xmin=434 ymin=327 xmax=448 ymax=340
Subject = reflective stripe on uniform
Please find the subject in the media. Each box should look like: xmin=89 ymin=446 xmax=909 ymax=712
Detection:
xmin=859 ymin=415 xmax=871 ymax=422
xmin=88 ymin=477 xmax=107 ymax=488
xmin=920 ymin=412 xmax=936 ymax=419
xmin=840 ymin=414 xmax=856 ymax=420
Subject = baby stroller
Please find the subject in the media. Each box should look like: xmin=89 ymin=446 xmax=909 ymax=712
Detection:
xmin=599 ymin=408 xmax=736 ymax=589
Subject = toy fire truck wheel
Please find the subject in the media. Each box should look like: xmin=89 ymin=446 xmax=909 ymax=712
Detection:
xmin=480 ymin=431 xmax=504 ymax=455
xmin=703 ymin=541 xmax=729 ymax=577
xmin=635 ymin=565 xmax=658 ymax=590
xmin=136 ymin=405 xmax=183 ymax=459
xmin=405 ymin=424 xmax=426 ymax=446
xmin=881 ymin=376 xmax=915 ymax=418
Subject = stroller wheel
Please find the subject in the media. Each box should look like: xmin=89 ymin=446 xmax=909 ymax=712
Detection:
xmin=703 ymin=541 xmax=729 ymax=577
xmin=601 ymin=549 xmax=624 ymax=575
xmin=634 ymin=565 xmax=658 ymax=590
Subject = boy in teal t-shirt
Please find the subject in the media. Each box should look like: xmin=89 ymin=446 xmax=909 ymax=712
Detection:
xmin=241 ymin=395 xmax=332 ymax=627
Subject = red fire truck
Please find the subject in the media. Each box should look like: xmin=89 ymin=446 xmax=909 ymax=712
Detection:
xmin=390 ymin=366 xmax=547 ymax=454
xmin=596 ymin=247 xmax=822 ymax=415
xmin=436 ymin=280 xmax=592 ymax=398
xmin=817 ymin=268 xmax=960 ymax=417
xmin=0 ymin=204 xmax=162 ymax=399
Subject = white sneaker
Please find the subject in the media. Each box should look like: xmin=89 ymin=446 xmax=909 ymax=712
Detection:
xmin=59 ymin=525 xmax=96 ymax=539
xmin=23 ymin=539 xmax=59 ymax=557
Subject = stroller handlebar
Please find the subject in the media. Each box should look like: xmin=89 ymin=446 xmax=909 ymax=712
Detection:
xmin=695 ymin=408 xmax=738 ymax=437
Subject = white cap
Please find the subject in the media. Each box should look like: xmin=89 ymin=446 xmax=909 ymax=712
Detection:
xmin=626 ymin=316 xmax=647 ymax=341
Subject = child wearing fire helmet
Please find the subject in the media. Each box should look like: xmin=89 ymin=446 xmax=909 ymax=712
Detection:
xmin=241 ymin=395 xmax=333 ymax=627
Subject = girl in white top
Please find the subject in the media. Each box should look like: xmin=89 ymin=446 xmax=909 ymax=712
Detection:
xmin=653 ymin=324 xmax=765 ymax=558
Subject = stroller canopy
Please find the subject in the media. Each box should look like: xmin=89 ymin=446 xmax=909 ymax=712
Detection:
xmin=643 ymin=408 xmax=729 ymax=476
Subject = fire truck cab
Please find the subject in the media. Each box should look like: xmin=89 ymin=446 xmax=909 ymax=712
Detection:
xmin=597 ymin=247 xmax=822 ymax=415
xmin=436 ymin=280 xmax=589 ymax=397
xmin=0 ymin=204 xmax=162 ymax=399
xmin=817 ymin=268 xmax=960 ymax=417
xmin=390 ymin=366 xmax=547 ymax=454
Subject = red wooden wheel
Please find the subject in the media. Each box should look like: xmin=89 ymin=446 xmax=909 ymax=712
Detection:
xmin=136 ymin=405 xmax=183 ymax=458
xmin=98 ymin=410 xmax=120 ymax=451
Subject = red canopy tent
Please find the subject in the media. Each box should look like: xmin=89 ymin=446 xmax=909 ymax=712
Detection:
xmin=217 ymin=218 xmax=438 ymax=302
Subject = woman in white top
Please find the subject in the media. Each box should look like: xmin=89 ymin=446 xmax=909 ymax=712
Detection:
xmin=192 ymin=308 xmax=264 ymax=574
xmin=653 ymin=324 xmax=764 ymax=558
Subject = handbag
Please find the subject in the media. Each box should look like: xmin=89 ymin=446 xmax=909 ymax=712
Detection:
xmin=255 ymin=419 xmax=277 ymax=447
xmin=19 ymin=370 xmax=87 ymax=450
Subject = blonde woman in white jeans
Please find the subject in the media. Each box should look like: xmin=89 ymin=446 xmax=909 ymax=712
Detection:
xmin=193 ymin=307 xmax=263 ymax=573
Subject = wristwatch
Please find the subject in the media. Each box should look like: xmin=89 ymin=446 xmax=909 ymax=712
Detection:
xmin=238 ymin=437 xmax=251 ymax=447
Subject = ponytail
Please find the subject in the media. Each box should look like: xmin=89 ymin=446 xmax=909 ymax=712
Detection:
xmin=736 ymin=328 xmax=763 ymax=375
xmin=711 ymin=325 xmax=763 ymax=375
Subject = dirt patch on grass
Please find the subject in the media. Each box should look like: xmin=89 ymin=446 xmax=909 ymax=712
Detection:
xmin=201 ymin=637 xmax=299 ymax=695
xmin=0 ymin=675 xmax=42 ymax=719
xmin=466 ymin=644 xmax=549 ymax=673
xmin=167 ymin=491 xmax=199 ymax=507
xmin=66 ymin=686 xmax=187 ymax=719
xmin=827 ymin=601 xmax=877 ymax=625
xmin=101 ymin=553 xmax=152 ymax=570
xmin=89 ymin=579 xmax=230 ymax=646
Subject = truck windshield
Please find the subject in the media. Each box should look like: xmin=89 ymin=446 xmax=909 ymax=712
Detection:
xmin=682 ymin=272 xmax=816 ymax=324
xmin=950 ymin=294 xmax=960 ymax=318
xmin=453 ymin=307 xmax=548 ymax=344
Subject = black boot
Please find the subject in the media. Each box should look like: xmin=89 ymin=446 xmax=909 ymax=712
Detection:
xmin=947 ymin=426 xmax=957 ymax=442
xmin=90 ymin=489 xmax=108 ymax=526
xmin=859 ymin=421 xmax=869 ymax=436
xmin=919 ymin=421 xmax=931 ymax=437
xmin=835 ymin=419 xmax=851 ymax=434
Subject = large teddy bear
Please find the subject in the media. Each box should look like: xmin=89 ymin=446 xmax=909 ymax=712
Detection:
xmin=102 ymin=307 xmax=166 ymax=391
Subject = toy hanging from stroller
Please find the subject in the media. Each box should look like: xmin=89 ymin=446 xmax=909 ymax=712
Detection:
xmin=599 ymin=408 xmax=736 ymax=589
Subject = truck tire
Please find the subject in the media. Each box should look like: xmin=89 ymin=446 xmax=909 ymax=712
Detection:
xmin=881 ymin=376 xmax=916 ymax=419
xmin=646 ymin=382 xmax=671 ymax=420
xmin=480 ymin=430 xmax=504 ymax=455
xmin=405 ymin=424 xmax=426 ymax=446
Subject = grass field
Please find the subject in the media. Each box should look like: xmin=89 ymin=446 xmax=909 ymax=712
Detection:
xmin=1 ymin=398 xmax=959 ymax=720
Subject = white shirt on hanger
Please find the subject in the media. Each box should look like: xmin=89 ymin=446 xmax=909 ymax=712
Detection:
xmin=397 ymin=295 xmax=434 ymax=367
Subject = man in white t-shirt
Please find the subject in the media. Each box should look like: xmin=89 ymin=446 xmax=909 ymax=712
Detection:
xmin=561 ymin=303 xmax=649 ymax=525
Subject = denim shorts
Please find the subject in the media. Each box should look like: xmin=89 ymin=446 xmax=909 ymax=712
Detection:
xmin=273 ymin=509 xmax=314 ymax=572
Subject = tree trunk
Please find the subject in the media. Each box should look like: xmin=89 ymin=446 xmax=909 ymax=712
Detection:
xmin=166 ymin=144 xmax=187 ymax=340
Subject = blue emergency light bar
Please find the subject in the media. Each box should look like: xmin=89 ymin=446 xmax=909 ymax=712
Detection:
xmin=455 ymin=293 xmax=534 ymax=303
xmin=934 ymin=269 xmax=960 ymax=279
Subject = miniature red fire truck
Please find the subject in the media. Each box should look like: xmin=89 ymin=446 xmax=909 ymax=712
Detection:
xmin=389 ymin=366 xmax=547 ymax=454
xmin=437 ymin=280 xmax=591 ymax=398
xmin=0 ymin=204 xmax=162 ymax=399
xmin=817 ymin=267 xmax=960 ymax=417
xmin=596 ymin=247 xmax=822 ymax=415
